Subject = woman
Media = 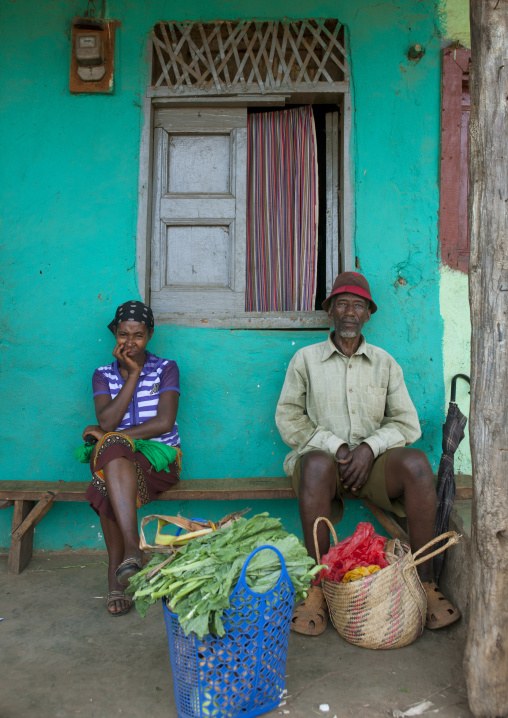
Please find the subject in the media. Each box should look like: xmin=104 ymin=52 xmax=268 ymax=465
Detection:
xmin=82 ymin=300 xmax=181 ymax=616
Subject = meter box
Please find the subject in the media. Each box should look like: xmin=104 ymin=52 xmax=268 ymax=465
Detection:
xmin=70 ymin=19 xmax=116 ymax=93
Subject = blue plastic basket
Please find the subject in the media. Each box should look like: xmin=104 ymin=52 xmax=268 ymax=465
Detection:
xmin=163 ymin=545 xmax=295 ymax=718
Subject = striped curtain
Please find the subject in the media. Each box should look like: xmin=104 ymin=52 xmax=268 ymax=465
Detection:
xmin=246 ymin=106 xmax=319 ymax=312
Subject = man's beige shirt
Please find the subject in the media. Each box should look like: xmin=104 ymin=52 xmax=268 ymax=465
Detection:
xmin=275 ymin=334 xmax=422 ymax=476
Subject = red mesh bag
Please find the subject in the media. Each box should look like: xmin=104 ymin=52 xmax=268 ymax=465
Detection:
xmin=319 ymin=522 xmax=388 ymax=583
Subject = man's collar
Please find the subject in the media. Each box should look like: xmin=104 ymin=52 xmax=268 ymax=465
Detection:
xmin=321 ymin=333 xmax=373 ymax=361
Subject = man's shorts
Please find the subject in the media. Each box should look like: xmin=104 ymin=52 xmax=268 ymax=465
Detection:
xmin=291 ymin=449 xmax=406 ymax=525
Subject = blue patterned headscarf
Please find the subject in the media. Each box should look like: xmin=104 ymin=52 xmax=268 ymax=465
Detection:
xmin=108 ymin=300 xmax=154 ymax=334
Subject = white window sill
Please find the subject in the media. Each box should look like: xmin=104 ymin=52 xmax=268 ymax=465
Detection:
xmin=154 ymin=311 xmax=331 ymax=329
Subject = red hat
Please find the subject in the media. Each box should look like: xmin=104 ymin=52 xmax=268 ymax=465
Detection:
xmin=322 ymin=272 xmax=377 ymax=313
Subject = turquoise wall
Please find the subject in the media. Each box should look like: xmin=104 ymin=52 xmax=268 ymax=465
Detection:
xmin=0 ymin=0 xmax=443 ymax=551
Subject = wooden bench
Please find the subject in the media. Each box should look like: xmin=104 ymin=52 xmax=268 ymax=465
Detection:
xmin=0 ymin=475 xmax=472 ymax=575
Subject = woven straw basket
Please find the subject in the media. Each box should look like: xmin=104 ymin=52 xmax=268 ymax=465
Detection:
xmin=314 ymin=517 xmax=460 ymax=650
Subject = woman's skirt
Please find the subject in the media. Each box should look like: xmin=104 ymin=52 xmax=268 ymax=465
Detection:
xmin=84 ymin=432 xmax=181 ymax=522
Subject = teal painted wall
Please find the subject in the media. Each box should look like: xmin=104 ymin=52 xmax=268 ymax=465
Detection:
xmin=0 ymin=0 xmax=443 ymax=551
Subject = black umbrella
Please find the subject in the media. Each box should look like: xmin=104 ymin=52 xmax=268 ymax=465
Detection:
xmin=433 ymin=373 xmax=470 ymax=583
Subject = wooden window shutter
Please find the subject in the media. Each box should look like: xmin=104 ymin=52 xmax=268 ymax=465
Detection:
xmin=439 ymin=47 xmax=471 ymax=274
xmin=150 ymin=107 xmax=248 ymax=315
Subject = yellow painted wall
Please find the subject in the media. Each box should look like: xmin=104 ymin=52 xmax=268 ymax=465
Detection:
xmin=439 ymin=267 xmax=471 ymax=473
xmin=437 ymin=0 xmax=471 ymax=474
xmin=438 ymin=0 xmax=471 ymax=48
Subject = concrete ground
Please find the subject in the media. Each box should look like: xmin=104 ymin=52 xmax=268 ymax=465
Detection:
xmin=0 ymin=552 xmax=472 ymax=718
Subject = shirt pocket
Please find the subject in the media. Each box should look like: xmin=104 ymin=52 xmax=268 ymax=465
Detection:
xmin=364 ymin=385 xmax=387 ymax=424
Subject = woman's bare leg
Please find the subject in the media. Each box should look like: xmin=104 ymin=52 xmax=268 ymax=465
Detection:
xmin=99 ymin=512 xmax=131 ymax=614
xmin=102 ymin=456 xmax=143 ymax=561
xmin=99 ymin=456 xmax=143 ymax=611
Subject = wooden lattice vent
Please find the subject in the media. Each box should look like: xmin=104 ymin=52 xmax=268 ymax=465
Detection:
xmin=150 ymin=19 xmax=348 ymax=96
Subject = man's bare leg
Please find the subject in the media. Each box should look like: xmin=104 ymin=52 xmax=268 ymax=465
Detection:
xmin=298 ymin=451 xmax=338 ymax=561
xmin=291 ymin=451 xmax=337 ymax=635
xmin=297 ymin=447 xmax=459 ymax=630
xmin=299 ymin=447 xmax=438 ymax=580
xmin=384 ymin=447 xmax=460 ymax=628
xmin=384 ymin=448 xmax=436 ymax=582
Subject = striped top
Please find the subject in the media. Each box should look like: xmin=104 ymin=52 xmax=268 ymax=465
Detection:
xmin=92 ymin=352 xmax=180 ymax=447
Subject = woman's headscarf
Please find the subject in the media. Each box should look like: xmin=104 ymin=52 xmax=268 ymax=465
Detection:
xmin=108 ymin=300 xmax=154 ymax=334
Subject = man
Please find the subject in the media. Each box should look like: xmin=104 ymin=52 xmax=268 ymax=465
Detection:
xmin=275 ymin=271 xmax=459 ymax=635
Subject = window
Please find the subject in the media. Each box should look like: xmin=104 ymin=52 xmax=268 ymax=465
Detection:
xmin=137 ymin=20 xmax=353 ymax=327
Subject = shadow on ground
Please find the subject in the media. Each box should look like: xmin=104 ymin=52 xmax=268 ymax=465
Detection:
xmin=0 ymin=553 xmax=471 ymax=718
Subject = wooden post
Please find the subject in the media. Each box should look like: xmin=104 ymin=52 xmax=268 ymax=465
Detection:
xmin=362 ymin=499 xmax=409 ymax=543
xmin=465 ymin=1 xmax=508 ymax=715
xmin=10 ymin=493 xmax=56 ymax=544
xmin=7 ymin=492 xmax=56 ymax=574
xmin=8 ymin=500 xmax=35 ymax=575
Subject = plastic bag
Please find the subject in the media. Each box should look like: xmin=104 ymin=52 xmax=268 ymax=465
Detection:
xmin=342 ymin=565 xmax=381 ymax=583
xmin=319 ymin=522 xmax=389 ymax=583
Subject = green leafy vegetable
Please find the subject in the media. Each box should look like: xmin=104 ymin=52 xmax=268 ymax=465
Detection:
xmin=127 ymin=513 xmax=323 ymax=638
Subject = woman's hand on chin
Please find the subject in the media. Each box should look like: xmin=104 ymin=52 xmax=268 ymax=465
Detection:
xmin=113 ymin=343 xmax=143 ymax=378
xmin=82 ymin=425 xmax=106 ymax=442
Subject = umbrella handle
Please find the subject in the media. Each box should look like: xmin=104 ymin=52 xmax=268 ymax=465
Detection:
xmin=404 ymin=531 xmax=461 ymax=570
xmin=450 ymin=374 xmax=470 ymax=403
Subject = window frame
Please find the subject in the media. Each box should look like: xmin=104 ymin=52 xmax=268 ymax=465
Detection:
xmin=136 ymin=38 xmax=355 ymax=329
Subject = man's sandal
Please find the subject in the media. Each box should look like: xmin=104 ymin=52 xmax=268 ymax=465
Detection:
xmin=115 ymin=556 xmax=144 ymax=587
xmin=107 ymin=591 xmax=133 ymax=617
xmin=290 ymin=585 xmax=328 ymax=636
xmin=423 ymin=581 xmax=461 ymax=629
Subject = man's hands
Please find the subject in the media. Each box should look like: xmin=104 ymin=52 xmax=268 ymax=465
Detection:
xmin=335 ymin=442 xmax=375 ymax=493
xmin=113 ymin=343 xmax=143 ymax=378
xmin=82 ymin=425 xmax=105 ymax=443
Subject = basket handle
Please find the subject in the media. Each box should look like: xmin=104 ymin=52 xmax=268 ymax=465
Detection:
xmin=312 ymin=517 xmax=339 ymax=565
xmin=175 ymin=517 xmax=207 ymax=537
xmin=404 ymin=531 xmax=461 ymax=570
xmin=237 ymin=545 xmax=291 ymax=596
xmin=139 ymin=514 xmax=210 ymax=552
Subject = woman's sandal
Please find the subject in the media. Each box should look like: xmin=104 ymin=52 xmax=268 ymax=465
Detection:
xmin=290 ymin=585 xmax=328 ymax=636
xmin=107 ymin=591 xmax=133 ymax=617
xmin=423 ymin=581 xmax=461 ymax=629
xmin=115 ymin=556 xmax=144 ymax=587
